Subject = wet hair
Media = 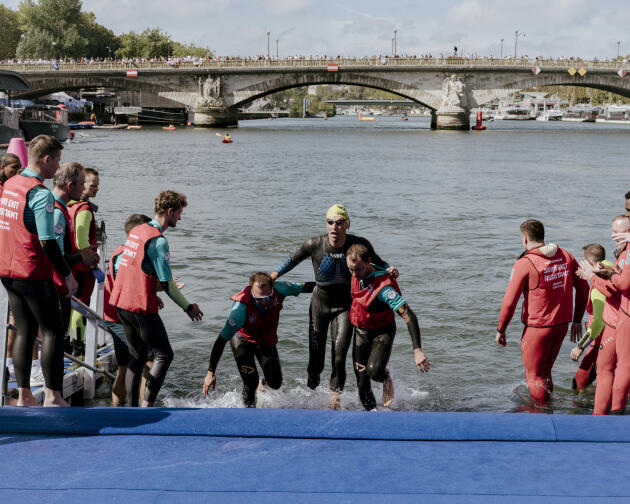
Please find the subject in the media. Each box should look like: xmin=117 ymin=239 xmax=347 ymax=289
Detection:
xmin=28 ymin=134 xmax=63 ymax=162
xmin=583 ymin=243 xmax=605 ymax=263
xmin=53 ymin=161 xmax=83 ymax=188
xmin=625 ymin=190 xmax=630 ymax=200
xmin=346 ymin=243 xmax=371 ymax=262
xmin=520 ymin=219 xmax=545 ymax=242
xmin=249 ymin=271 xmax=272 ymax=288
xmin=84 ymin=167 xmax=99 ymax=177
xmin=124 ymin=214 xmax=151 ymax=235
xmin=0 ymin=153 xmax=20 ymax=169
xmin=154 ymin=190 xmax=187 ymax=216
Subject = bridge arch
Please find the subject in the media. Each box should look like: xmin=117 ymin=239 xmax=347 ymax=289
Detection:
xmin=224 ymin=72 xmax=439 ymax=110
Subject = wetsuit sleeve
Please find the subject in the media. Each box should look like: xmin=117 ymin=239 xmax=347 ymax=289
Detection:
xmin=273 ymin=281 xmax=304 ymax=297
xmin=585 ymin=289 xmax=606 ymax=342
xmin=162 ymin=279 xmax=192 ymax=311
xmin=41 ymin=239 xmax=70 ymax=277
xmin=497 ymin=258 xmax=534 ymax=332
xmin=219 ymin=302 xmax=247 ymax=340
xmin=376 ymin=286 xmax=407 ymax=311
xmin=52 ymin=208 xmax=66 ymax=253
xmin=208 ymin=335 xmax=228 ymax=373
xmin=146 ymin=236 xmax=173 ymax=282
xmin=397 ymin=304 xmax=422 ymax=349
xmin=74 ymin=209 xmax=93 ymax=249
xmin=28 ymin=186 xmax=56 ymax=240
xmin=275 ymin=237 xmax=319 ymax=276
xmin=571 ymin=259 xmax=589 ymax=322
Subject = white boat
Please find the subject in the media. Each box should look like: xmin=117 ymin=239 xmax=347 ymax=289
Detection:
xmin=562 ymin=106 xmax=600 ymax=123
xmin=496 ymin=102 xmax=530 ymax=120
xmin=595 ymin=104 xmax=630 ymax=124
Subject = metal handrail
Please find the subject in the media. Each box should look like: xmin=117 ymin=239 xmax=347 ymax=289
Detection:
xmin=0 ymin=57 xmax=626 ymax=73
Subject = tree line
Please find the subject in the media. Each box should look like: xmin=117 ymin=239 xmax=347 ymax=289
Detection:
xmin=0 ymin=0 xmax=212 ymax=61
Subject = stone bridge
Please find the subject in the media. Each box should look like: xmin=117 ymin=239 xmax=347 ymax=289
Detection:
xmin=2 ymin=58 xmax=629 ymax=129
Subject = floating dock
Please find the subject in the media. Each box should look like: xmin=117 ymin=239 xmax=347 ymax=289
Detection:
xmin=1 ymin=408 xmax=629 ymax=503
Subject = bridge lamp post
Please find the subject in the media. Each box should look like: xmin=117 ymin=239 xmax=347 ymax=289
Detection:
xmin=391 ymin=37 xmax=394 ymax=57
xmin=51 ymin=41 xmax=56 ymax=60
xmin=500 ymin=38 xmax=504 ymax=58
xmin=106 ymin=45 xmax=111 ymax=59
xmin=276 ymin=39 xmax=279 ymax=59
xmin=618 ymin=40 xmax=621 ymax=60
xmin=394 ymin=29 xmax=398 ymax=57
xmin=267 ymin=31 xmax=271 ymax=59
xmin=514 ymin=30 xmax=525 ymax=59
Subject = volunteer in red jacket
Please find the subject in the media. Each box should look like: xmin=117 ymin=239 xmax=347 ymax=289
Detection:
xmin=580 ymin=214 xmax=630 ymax=414
xmin=110 ymin=190 xmax=203 ymax=407
xmin=104 ymin=213 xmax=151 ymax=406
xmin=0 ymin=135 xmax=78 ymax=407
xmin=51 ymin=162 xmax=99 ymax=333
xmin=496 ymin=219 xmax=589 ymax=404
xmin=346 ymin=244 xmax=430 ymax=411
xmin=67 ymin=167 xmax=100 ymax=351
xmin=203 ymin=272 xmax=315 ymax=407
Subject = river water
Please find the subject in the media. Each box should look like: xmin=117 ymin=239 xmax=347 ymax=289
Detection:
xmin=63 ymin=116 xmax=630 ymax=412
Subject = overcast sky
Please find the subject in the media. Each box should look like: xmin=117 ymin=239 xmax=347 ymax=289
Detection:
xmin=3 ymin=0 xmax=628 ymax=59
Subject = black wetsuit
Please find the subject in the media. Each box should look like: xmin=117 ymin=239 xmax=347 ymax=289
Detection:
xmin=275 ymin=234 xmax=388 ymax=391
xmin=353 ymin=323 xmax=396 ymax=411
xmin=117 ymin=308 xmax=173 ymax=406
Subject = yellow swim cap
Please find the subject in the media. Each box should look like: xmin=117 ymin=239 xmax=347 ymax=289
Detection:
xmin=326 ymin=204 xmax=349 ymax=224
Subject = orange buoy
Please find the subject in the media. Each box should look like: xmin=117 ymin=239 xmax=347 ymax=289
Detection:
xmin=471 ymin=110 xmax=486 ymax=131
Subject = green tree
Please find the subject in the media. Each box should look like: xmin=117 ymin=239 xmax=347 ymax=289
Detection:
xmin=79 ymin=11 xmax=118 ymax=58
xmin=0 ymin=6 xmax=22 ymax=60
xmin=171 ymin=41 xmax=213 ymax=58
xmin=17 ymin=0 xmax=87 ymax=58
xmin=116 ymin=28 xmax=171 ymax=59
xmin=15 ymin=28 xmax=55 ymax=60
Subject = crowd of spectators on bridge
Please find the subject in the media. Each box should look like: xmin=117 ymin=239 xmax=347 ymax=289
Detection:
xmin=0 ymin=53 xmax=627 ymax=67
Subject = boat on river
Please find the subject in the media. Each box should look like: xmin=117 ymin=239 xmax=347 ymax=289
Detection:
xmin=495 ymin=102 xmax=531 ymax=120
xmin=562 ymin=105 xmax=600 ymax=122
xmin=19 ymin=105 xmax=71 ymax=142
xmin=596 ymin=104 xmax=630 ymax=124
xmin=0 ymin=105 xmax=24 ymax=146
xmin=93 ymin=123 xmax=128 ymax=130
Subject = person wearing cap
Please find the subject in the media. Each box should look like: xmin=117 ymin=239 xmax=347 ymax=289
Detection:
xmin=271 ymin=204 xmax=398 ymax=409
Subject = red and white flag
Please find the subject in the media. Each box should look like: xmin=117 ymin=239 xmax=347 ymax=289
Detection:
xmin=532 ymin=65 xmax=541 ymax=75
xmin=618 ymin=68 xmax=626 ymax=78
xmin=126 ymin=69 xmax=138 ymax=77
xmin=327 ymin=64 xmax=339 ymax=72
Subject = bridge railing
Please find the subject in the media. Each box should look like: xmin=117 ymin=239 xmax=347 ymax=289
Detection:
xmin=0 ymin=57 xmax=626 ymax=72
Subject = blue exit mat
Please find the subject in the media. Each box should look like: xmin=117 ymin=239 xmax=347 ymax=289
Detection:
xmin=0 ymin=407 xmax=629 ymax=503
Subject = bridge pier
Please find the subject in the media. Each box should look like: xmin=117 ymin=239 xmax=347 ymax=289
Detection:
xmin=193 ymin=107 xmax=239 ymax=128
xmin=433 ymin=109 xmax=470 ymax=131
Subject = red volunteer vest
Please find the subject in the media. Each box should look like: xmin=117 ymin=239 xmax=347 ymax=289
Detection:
xmin=599 ymin=250 xmax=625 ymax=329
xmin=231 ymin=286 xmax=283 ymax=346
xmin=68 ymin=199 xmax=96 ymax=272
xmin=350 ymin=273 xmax=401 ymax=330
xmin=52 ymin=199 xmax=78 ymax=295
xmin=520 ymin=247 xmax=574 ymax=327
xmin=103 ymin=245 xmax=125 ymax=322
xmin=109 ymin=224 xmax=163 ymax=315
xmin=0 ymin=174 xmax=53 ymax=280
